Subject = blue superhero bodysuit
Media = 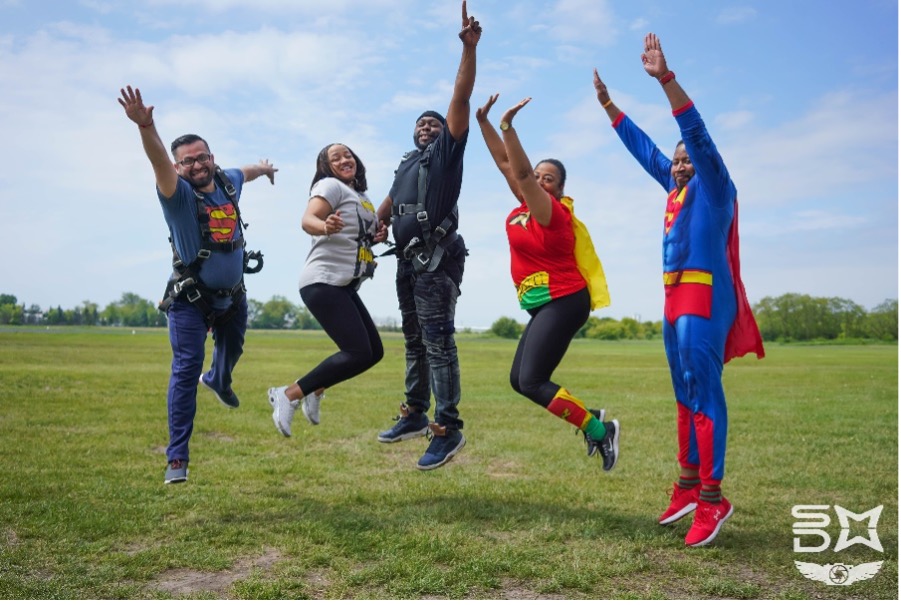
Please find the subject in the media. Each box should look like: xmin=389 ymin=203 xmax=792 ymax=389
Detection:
xmin=613 ymin=102 xmax=741 ymax=485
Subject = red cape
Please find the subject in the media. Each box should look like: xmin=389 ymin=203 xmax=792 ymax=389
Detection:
xmin=724 ymin=199 xmax=765 ymax=363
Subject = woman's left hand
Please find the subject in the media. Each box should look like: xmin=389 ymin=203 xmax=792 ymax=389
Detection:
xmin=500 ymin=97 xmax=531 ymax=127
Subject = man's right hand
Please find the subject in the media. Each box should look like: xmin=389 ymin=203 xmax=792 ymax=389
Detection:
xmin=118 ymin=85 xmax=154 ymax=127
xmin=458 ymin=0 xmax=482 ymax=47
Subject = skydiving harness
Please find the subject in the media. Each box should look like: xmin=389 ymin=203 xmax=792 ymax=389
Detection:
xmin=158 ymin=166 xmax=264 ymax=327
xmin=391 ymin=143 xmax=458 ymax=273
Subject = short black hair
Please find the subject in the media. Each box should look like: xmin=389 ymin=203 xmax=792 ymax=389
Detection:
xmin=170 ymin=134 xmax=210 ymax=156
xmin=311 ymin=143 xmax=368 ymax=193
xmin=536 ymin=158 xmax=567 ymax=189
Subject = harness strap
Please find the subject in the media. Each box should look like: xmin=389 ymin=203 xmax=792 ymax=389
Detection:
xmin=394 ymin=143 xmax=458 ymax=273
xmin=159 ymin=168 xmax=253 ymax=324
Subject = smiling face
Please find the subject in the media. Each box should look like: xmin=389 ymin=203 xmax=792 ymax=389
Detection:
xmin=671 ymin=142 xmax=695 ymax=191
xmin=326 ymin=144 xmax=357 ymax=185
xmin=173 ymin=140 xmax=214 ymax=190
xmin=534 ymin=161 xmax=564 ymax=199
xmin=414 ymin=116 xmax=444 ymax=149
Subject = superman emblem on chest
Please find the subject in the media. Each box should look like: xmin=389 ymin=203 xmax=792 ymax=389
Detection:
xmin=664 ymin=186 xmax=687 ymax=234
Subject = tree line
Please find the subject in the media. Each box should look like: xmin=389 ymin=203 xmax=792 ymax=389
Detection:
xmin=0 ymin=292 xmax=896 ymax=342
xmin=488 ymin=293 xmax=898 ymax=342
xmin=0 ymin=293 xmax=320 ymax=330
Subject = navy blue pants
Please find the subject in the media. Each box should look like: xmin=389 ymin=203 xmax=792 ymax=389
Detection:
xmin=165 ymin=298 xmax=247 ymax=463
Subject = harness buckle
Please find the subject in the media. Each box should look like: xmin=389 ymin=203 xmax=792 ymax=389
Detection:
xmin=173 ymin=277 xmax=196 ymax=295
xmin=186 ymin=289 xmax=202 ymax=303
xmin=196 ymin=249 xmax=211 ymax=260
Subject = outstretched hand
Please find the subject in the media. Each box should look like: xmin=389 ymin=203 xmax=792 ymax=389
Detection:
xmin=258 ymin=159 xmax=278 ymax=184
xmin=475 ymin=93 xmax=499 ymax=123
xmin=592 ymin=69 xmax=612 ymax=105
xmin=640 ymin=33 xmax=668 ymax=78
xmin=458 ymin=0 xmax=482 ymax=47
xmin=500 ymin=97 xmax=531 ymax=126
xmin=117 ymin=85 xmax=153 ymax=126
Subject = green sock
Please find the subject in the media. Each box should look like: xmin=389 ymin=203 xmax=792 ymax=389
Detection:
xmin=678 ymin=476 xmax=701 ymax=491
xmin=700 ymin=486 xmax=722 ymax=504
xmin=584 ymin=415 xmax=607 ymax=441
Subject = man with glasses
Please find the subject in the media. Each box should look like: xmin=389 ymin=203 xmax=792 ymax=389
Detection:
xmin=118 ymin=85 xmax=277 ymax=484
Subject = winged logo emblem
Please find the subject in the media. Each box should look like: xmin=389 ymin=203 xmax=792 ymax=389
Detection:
xmin=794 ymin=561 xmax=883 ymax=585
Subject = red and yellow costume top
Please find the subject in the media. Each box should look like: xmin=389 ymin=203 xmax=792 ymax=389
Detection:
xmin=505 ymin=195 xmax=609 ymax=311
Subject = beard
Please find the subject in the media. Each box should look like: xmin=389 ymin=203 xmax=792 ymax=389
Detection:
xmin=184 ymin=169 xmax=213 ymax=189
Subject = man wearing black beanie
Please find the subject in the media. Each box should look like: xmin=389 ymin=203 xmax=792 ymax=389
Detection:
xmin=375 ymin=1 xmax=481 ymax=470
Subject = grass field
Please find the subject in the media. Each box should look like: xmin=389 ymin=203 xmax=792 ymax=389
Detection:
xmin=0 ymin=327 xmax=896 ymax=599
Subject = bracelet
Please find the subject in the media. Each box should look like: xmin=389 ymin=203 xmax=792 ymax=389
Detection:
xmin=602 ymin=99 xmax=613 ymax=108
xmin=139 ymin=120 xmax=154 ymax=129
xmin=658 ymin=71 xmax=675 ymax=86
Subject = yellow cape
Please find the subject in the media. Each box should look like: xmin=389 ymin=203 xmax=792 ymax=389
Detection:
xmin=560 ymin=196 xmax=610 ymax=310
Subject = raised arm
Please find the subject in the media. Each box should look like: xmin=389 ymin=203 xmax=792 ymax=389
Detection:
xmin=640 ymin=33 xmax=691 ymax=111
xmin=643 ymin=32 xmax=733 ymax=202
xmin=592 ymin=69 xmax=672 ymax=191
xmin=592 ymin=69 xmax=621 ymax=123
xmin=499 ymin=98 xmax=553 ymax=226
xmin=475 ymin=93 xmax=519 ymax=198
xmin=118 ymin=85 xmax=178 ymax=198
xmin=445 ymin=0 xmax=481 ymax=142
xmin=241 ymin=159 xmax=278 ymax=185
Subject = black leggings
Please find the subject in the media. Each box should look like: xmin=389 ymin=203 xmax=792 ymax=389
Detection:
xmin=510 ymin=287 xmax=590 ymax=407
xmin=297 ymin=282 xmax=384 ymax=395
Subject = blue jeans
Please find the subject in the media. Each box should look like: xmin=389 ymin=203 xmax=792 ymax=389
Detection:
xmin=165 ymin=298 xmax=247 ymax=462
xmin=396 ymin=256 xmax=464 ymax=430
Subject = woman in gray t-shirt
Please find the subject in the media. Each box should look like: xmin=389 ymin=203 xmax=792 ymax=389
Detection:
xmin=268 ymin=143 xmax=388 ymax=438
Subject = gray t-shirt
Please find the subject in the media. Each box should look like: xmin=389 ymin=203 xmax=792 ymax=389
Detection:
xmin=299 ymin=177 xmax=378 ymax=289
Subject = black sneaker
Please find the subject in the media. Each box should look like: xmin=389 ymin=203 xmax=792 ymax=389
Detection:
xmin=583 ymin=408 xmax=606 ymax=456
xmin=377 ymin=403 xmax=429 ymax=443
xmin=596 ymin=420 xmax=620 ymax=472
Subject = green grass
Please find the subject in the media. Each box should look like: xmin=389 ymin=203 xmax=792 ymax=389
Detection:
xmin=0 ymin=328 xmax=896 ymax=599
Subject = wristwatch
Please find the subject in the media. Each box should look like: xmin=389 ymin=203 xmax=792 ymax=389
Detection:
xmin=500 ymin=121 xmax=510 ymax=131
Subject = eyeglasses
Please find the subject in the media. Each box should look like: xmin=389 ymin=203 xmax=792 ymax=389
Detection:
xmin=177 ymin=153 xmax=211 ymax=167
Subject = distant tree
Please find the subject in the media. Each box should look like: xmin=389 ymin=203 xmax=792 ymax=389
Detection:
xmin=585 ymin=317 xmax=625 ymax=340
xmin=247 ymin=299 xmax=263 ymax=326
xmin=865 ymin=299 xmax=899 ymax=341
xmin=0 ymin=294 xmax=23 ymax=325
xmin=252 ymin=295 xmax=298 ymax=329
xmin=490 ymin=316 xmax=523 ymax=339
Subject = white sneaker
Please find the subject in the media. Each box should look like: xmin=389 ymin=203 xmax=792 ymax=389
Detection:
xmin=268 ymin=386 xmax=299 ymax=437
xmin=301 ymin=391 xmax=324 ymax=425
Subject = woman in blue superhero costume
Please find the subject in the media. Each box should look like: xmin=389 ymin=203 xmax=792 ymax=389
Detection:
xmin=594 ymin=33 xmax=764 ymax=547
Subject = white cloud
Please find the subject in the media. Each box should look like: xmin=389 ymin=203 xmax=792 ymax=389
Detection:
xmin=716 ymin=6 xmax=757 ymax=24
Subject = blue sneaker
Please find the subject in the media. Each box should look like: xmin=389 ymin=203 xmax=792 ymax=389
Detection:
xmin=377 ymin=403 xmax=429 ymax=443
xmin=416 ymin=424 xmax=466 ymax=470
xmin=199 ymin=375 xmax=239 ymax=409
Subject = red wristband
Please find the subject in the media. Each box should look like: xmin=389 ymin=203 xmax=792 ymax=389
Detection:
xmin=659 ymin=71 xmax=675 ymax=86
xmin=139 ymin=120 xmax=154 ymax=129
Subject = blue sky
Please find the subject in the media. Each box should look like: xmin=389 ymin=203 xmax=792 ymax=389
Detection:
xmin=1 ymin=0 xmax=897 ymax=329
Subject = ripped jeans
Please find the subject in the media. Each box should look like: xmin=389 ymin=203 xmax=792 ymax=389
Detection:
xmin=396 ymin=256 xmax=464 ymax=430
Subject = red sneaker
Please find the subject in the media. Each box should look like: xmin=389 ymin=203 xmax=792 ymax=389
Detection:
xmin=685 ymin=497 xmax=733 ymax=547
xmin=658 ymin=483 xmax=700 ymax=525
